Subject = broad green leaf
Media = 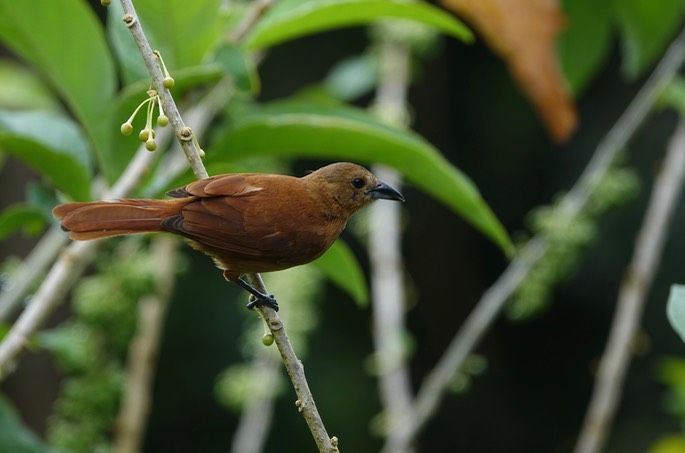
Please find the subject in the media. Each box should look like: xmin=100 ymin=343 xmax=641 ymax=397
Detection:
xmin=667 ymin=284 xmax=685 ymax=344
xmin=0 ymin=60 xmax=60 ymax=111
xmin=0 ymin=0 xmax=116 ymax=146
xmin=657 ymin=357 xmax=685 ymax=387
xmin=132 ymin=0 xmax=227 ymax=70
xmin=208 ymin=103 xmax=513 ymax=255
xmin=215 ymin=44 xmax=261 ymax=95
xmin=27 ymin=181 xmax=62 ymax=220
xmin=658 ymin=77 xmax=685 ymax=117
xmin=0 ymin=204 xmax=47 ymax=240
xmin=312 ymin=240 xmax=368 ymax=306
xmin=614 ymin=0 xmax=685 ymax=78
xmin=244 ymin=0 xmax=473 ymax=50
xmin=0 ymin=110 xmax=92 ymax=201
xmin=324 ymin=54 xmax=378 ymax=101
xmin=649 ymin=435 xmax=685 ymax=453
xmin=0 ymin=393 xmax=66 ymax=453
xmin=557 ymin=0 xmax=613 ymax=94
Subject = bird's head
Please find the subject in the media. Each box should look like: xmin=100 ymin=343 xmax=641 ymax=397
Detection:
xmin=305 ymin=162 xmax=404 ymax=216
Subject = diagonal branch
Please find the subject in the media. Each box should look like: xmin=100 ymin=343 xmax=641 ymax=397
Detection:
xmin=119 ymin=0 xmax=207 ymax=180
xmin=245 ymin=274 xmax=339 ymax=453
xmin=574 ymin=119 xmax=685 ymax=453
xmin=0 ymin=146 xmax=159 ymax=376
xmin=381 ymin=25 xmax=685 ymax=453
xmin=120 ymin=2 xmax=337 ymax=451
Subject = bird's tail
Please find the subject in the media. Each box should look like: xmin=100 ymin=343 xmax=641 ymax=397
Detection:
xmin=53 ymin=199 xmax=183 ymax=240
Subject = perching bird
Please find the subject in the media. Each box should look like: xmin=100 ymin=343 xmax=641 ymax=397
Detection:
xmin=53 ymin=162 xmax=404 ymax=310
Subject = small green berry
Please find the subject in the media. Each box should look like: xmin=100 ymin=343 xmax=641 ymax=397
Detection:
xmin=101 ymin=0 xmax=111 ymax=5
xmin=262 ymin=333 xmax=274 ymax=346
xmin=139 ymin=129 xmax=155 ymax=142
xmin=157 ymin=114 xmax=169 ymax=127
xmin=120 ymin=122 xmax=133 ymax=136
xmin=145 ymin=139 xmax=157 ymax=151
xmin=162 ymin=77 xmax=175 ymax=89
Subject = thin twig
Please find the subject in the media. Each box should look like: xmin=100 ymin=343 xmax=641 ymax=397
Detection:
xmin=0 ymin=145 xmax=159 ymax=377
xmin=0 ymin=226 xmax=68 ymax=321
xmin=574 ymin=120 xmax=685 ymax=453
xmin=245 ymin=274 xmax=339 ymax=453
xmin=119 ymin=0 xmax=208 ymax=180
xmin=369 ymin=38 xmax=413 ymax=451
xmin=0 ymin=114 xmax=184 ymax=323
xmin=381 ymin=25 xmax=685 ymax=453
xmin=230 ymin=354 xmax=280 ymax=453
xmin=120 ymin=2 xmax=336 ymax=450
xmin=116 ymin=236 xmax=179 ymax=453
xmin=228 ymin=0 xmax=274 ymax=43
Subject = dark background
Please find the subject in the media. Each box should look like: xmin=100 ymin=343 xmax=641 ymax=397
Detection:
xmin=2 ymin=3 xmax=684 ymax=452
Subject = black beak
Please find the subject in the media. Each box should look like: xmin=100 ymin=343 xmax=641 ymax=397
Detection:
xmin=369 ymin=181 xmax=405 ymax=202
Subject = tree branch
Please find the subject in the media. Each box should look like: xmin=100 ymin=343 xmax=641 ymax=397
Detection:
xmin=381 ymin=25 xmax=685 ymax=453
xmin=115 ymin=236 xmax=179 ymax=453
xmin=0 ymin=145 xmax=159 ymax=377
xmin=369 ymin=37 xmax=413 ymax=451
xmin=245 ymin=274 xmax=339 ymax=453
xmin=574 ymin=119 xmax=685 ymax=453
xmin=119 ymin=0 xmax=208 ymax=180
xmin=228 ymin=0 xmax=274 ymax=43
xmin=230 ymin=353 xmax=280 ymax=453
xmin=120 ymin=2 xmax=336 ymax=451
xmin=0 ymin=226 xmax=68 ymax=321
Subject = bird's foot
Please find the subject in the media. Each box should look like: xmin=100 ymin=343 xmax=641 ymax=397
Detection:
xmin=246 ymin=294 xmax=279 ymax=311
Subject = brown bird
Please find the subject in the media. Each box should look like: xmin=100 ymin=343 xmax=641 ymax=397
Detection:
xmin=53 ymin=162 xmax=404 ymax=310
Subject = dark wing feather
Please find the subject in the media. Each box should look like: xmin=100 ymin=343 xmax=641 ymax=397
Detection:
xmin=162 ymin=193 xmax=292 ymax=258
xmin=167 ymin=174 xmax=263 ymax=198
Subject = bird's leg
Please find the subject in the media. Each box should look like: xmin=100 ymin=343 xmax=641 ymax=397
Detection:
xmin=223 ymin=270 xmax=279 ymax=311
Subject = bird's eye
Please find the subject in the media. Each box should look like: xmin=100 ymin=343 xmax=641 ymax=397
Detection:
xmin=351 ymin=178 xmax=365 ymax=189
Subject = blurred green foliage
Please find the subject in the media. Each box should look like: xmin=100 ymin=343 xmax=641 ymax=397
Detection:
xmin=0 ymin=0 xmax=683 ymax=452
xmin=40 ymin=243 xmax=155 ymax=453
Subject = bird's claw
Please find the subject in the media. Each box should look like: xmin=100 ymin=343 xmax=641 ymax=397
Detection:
xmin=246 ymin=294 xmax=279 ymax=311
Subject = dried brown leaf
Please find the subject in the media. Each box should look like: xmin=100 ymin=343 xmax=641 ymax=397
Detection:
xmin=442 ymin=0 xmax=577 ymax=142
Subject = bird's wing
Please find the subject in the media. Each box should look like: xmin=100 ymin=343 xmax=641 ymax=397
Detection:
xmin=162 ymin=189 xmax=293 ymax=258
xmin=166 ymin=174 xmax=263 ymax=198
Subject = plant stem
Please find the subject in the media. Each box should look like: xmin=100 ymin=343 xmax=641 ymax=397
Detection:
xmin=381 ymin=24 xmax=685 ymax=453
xmin=574 ymin=120 xmax=685 ymax=453
xmin=119 ymin=0 xmax=208 ymax=180
xmin=115 ymin=236 xmax=179 ymax=453
xmin=245 ymin=274 xmax=339 ymax=453
xmin=120 ymin=3 xmax=335 ymax=450
xmin=369 ymin=37 xmax=413 ymax=451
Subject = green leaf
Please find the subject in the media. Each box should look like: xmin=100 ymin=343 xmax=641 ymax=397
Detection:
xmin=0 ymin=393 xmax=66 ymax=453
xmin=132 ymin=0 xmax=227 ymax=70
xmin=0 ymin=110 xmax=92 ymax=201
xmin=614 ymin=0 xmax=685 ymax=78
xmin=244 ymin=0 xmax=473 ymax=50
xmin=0 ymin=204 xmax=47 ymax=240
xmin=658 ymin=76 xmax=685 ymax=117
xmin=668 ymin=284 xmax=685 ymax=344
xmin=324 ymin=54 xmax=378 ymax=101
xmin=208 ymin=103 xmax=513 ymax=255
xmin=214 ymin=44 xmax=261 ymax=94
xmin=0 ymin=0 xmax=116 ymax=145
xmin=557 ymin=0 xmax=613 ymax=94
xmin=312 ymin=240 xmax=368 ymax=306
xmin=0 ymin=60 xmax=60 ymax=111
